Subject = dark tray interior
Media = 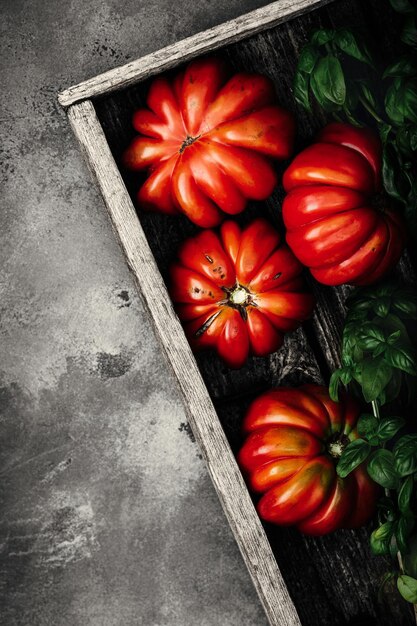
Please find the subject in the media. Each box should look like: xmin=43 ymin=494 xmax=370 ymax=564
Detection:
xmin=94 ymin=0 xmax=415 ymax=624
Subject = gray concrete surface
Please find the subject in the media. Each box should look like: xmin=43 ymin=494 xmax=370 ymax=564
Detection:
xmin=0 ymin=1 xmax=272 ymax=624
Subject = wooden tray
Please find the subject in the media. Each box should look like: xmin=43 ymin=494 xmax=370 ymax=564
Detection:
xmin=59 ymin=1 xmax=415 ymax=624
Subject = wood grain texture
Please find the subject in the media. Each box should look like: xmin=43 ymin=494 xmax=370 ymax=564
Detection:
xmin=58 ymin=0 xmax=334 ymax=107
xmin=67 ymin=99 xmax=302 ymax=626
xmin=62 ymin=1 xmax=416 ymax=624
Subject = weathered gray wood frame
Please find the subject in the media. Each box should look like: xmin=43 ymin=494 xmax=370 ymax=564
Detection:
xmin=59 ymin=2 xmax=336 ymax=624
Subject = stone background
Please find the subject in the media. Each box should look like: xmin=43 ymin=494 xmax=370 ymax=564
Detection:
xmin=0 ymin=1 xmax=273 ymax=624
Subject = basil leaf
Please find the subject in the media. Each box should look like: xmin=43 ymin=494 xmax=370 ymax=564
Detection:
xmin=389 ymin=0 xmax=415 ymax=14
xmin=294 ymin=71 xmax=311 ymax=111
xmin=397 ymin=516 xmax=415 ymax=553
xmin=383 ymin=57 xmax=417 ymax=78
xmin=357 ymin=323 xmax=385 ymax=350
xmin=383 ymin=368 xmax=403 ymax=404
xmin=368 ymin=449 xmax=400 ymax=489
xmin=329 ymin=370 xmax=341 ymax=402
xmin=380 ymin=123 xmax=393 ymax=144
xmin=334 ymin=29 xmax=374 ymax=66
xmin=376 ymin=416 xmax=406 ymax=442
xmin=311 ymin=29 xmax=336 ymax=46
xmin=398 ymin=575 xmax=417 ymax=603
xmin=370 ymin=522 xmax=394 ymax=556
xmin=377 ymin=313 xmax=410 ymax=337
xmin=385 ymin=80 xmax=404 ymax=125
xmin=386 ymin=78 xmax=417 ymax=125
xmin=387 ymin=330 xmax=402 ymax=345
xmin=402 ymin=14 xmax=417 ymax=48
xmin=398 ymin=476 xmax=414 ymax=515
xmin=361 ymin=356 xmax=393 ymax=403
xmin=373 ymin=295 xmax=392 ymax=317
xmin=311 ymin=56 xmax=346 ymax=111
xmin=336 ymin=439 xmax=371 ymax=478
xmin=382 ymin=141 xmax=410 ymax=203
xmin=359 ymin=81 xmax=378 ymax=109
xmin=404 ymin=80 xmax=417 ymax=123
xmin=393 ymin=295 xmax=417 ymax=317
xmin=384 ymin=344 xmax=417 ymax=375
xmin=357 ymin=413 xmax=379 ymax=438
xmin=394 ymin=435 xmax=417 ymax=476
xmin=298 ymin=45 xmax=321 ymax=74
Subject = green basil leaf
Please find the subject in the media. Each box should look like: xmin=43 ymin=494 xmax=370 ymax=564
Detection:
xmin=404 ymin=80 xmax=417 ymax=123
xmin=361 ymin=356 xmax=393 ymax=403
xmin=376 ymin=313 xmax=410 ymax=338
xmin=383 ymin=368 xmax=404 ymax=404
xmin=399 ymin=476 xmax=415 ymax=515
xmin=376 ymin=416 xmax=406 ymax=442
xmin=392 ymin=296 xmax=417 ymax=317
xmin=397 ymin=516 xmax=415 ymax=553
xmin=384 ymin=344 xmax=417 ymax=375
xmin=398 ymin=575 xmax=417 ymax=603
xmin=373 ymin=295 xmax=392 ymax=317
xmin=344 ymin=80 xmax=360 ymax=112
xmin=387 ymin=330 xmax=402 ymax=345
xmin=394 ymin=435 xmax=417 ymax=476
xmin=357 ymin=413 xmax=379 ymax=438
xmin=368 ymin=449 xmax=400 ymax=489
xmin=294 ymin=71 xmax=311 ymax=110
xmin=383 ymin=57 xmax=417 ymax=78
xmin=402 ymin=14 xmax=417 ymax=48
xmin=311 ymin=55 xmax=346 ymax=111
xmin=357 ymin=323 xmax=386 ymax=350
xmin=381 ymin=124 xmax=393 ymax=146
xmin=336 ymin=439 xmax=371 ymax=478
xmin=311 ymin=29 xmax=336 ymax=46
xmin=371 ymin=522 xmax=395 ymax=556
xmin=385 ymin=80 xmax=404 ymax=125
xmin=334 ymin=29 xmax=374 ymax=66
xmin=374 ymin=520 xmax=396 ymax=541
xmin=359 ymin=81 xmax=378 ymax=109
xmin=372 ymin=344 xmax=387 ymax=358
xmin=329 ymin=370 xmax=341 ymax=402
xmin=389 ymin=0 xmax=415 ymax=14
xmin=298 ymin=45 xmax=321 ymax=74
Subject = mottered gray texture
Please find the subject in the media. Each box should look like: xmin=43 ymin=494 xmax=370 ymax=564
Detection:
xmin=0 ymin=1 xmax=272 ymax=625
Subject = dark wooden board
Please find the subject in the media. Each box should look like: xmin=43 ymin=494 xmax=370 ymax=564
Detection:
xmin=94 ymin=0 xmax=415 ymax=624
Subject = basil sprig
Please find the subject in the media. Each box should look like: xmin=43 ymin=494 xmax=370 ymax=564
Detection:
xmin=330 ymin=283 xmax=417 ymax=404
xmin=328 ymin=282 xmax=417 ymax=604
xmin=294 ymin=0 xmax=417 ymax=241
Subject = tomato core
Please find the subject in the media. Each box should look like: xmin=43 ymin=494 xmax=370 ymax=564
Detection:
xmin=229 ymin=286 xmax=250 ymax=306
xmin=327 ymin=433 xmax=350 ymax=459
xmin=179 ymin=135 xmax=201 ymax=153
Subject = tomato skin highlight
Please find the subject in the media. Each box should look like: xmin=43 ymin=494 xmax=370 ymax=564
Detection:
xmin=238 ymin=385 xmax=378 ymax=535
xmin=282 ymin=123 xmax=406 ymax=286
xmin=124 ymin=57 xmax=295 ymax=227
xmin=170 ymin=218 xmax=314 ymax=368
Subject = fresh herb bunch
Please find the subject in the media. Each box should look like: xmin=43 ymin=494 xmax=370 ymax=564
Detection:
xmin=330 ymin=283 xmax=417 ymax=405
xmin=329 ymin=282 xmax=417 ymax=603
xmin=294 ymin=0 xmax=417 ymax=240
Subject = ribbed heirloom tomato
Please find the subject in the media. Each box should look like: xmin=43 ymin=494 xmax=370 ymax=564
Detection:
xmin=123 ymin=57 xmax=295 ymax=227
xmin=170 ymin=218 xmax=314 ymax=368
xmin=282 ymin=123 xmax=406 ymax=286
xmin=238 ymin=384 xmax=379 ymax=535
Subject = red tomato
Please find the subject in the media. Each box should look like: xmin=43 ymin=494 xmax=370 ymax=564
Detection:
xmin=282 ymin=123 xmax=406 ymax=286
xmin=238 ymin=384 xmax=379 ymax=535
xmin=123 ymin=57 xmax=295 ymax=227
xmin=170 ymin=218 xmax=314 ymax=368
